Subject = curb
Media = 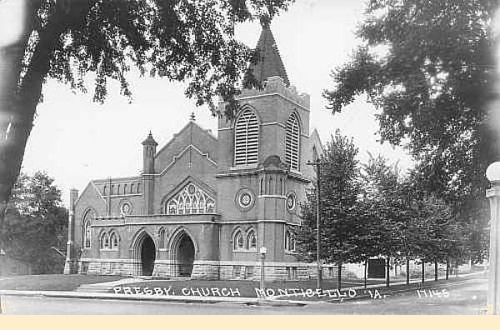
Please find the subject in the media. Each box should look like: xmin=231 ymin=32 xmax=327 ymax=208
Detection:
xmin=274 ymin=271 xmax=487 ymax=303
xmin=0 ymin=289 xmax=307 ymax=307
xmin=0 ymin=271 xmax=486 ymax=307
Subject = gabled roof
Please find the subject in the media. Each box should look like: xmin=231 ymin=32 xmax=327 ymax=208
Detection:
xmin=154 ymin=119 xmax=218 ymax=171
xmin=243 ymin=22 xmax=290 ymax=88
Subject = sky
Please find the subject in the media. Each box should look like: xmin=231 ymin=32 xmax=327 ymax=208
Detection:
xmin=22 ymin=0 xmax=413 ymax=206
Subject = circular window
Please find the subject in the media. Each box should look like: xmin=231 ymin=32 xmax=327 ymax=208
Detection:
xmin=240 ymin=193 xmax=252 ymax=207
xmin=236 ymin=188 xmax=255 ymax=211
xmin=120 ymin=202 xmax=132 ymax=215
xmin=286 ymin=192 xmax=296 ymax=212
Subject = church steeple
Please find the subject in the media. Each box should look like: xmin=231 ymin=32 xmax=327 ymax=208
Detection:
xmin=243 ymin=21 xmax=290 ymax=88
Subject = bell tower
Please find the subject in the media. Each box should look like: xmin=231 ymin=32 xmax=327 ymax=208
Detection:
xmin=217 ymin=22 xmax=311 ymax=266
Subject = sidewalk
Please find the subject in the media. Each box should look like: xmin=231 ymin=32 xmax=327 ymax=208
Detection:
xmin=0 ymin=271 xmax=487 ymax=307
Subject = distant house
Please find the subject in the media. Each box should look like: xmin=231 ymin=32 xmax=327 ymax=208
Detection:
xmin=0 ymin=250 xmax=32 ymax=276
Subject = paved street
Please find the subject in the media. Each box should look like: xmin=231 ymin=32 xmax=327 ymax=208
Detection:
xmin=0 ymin=277 xmax=488 ymax=315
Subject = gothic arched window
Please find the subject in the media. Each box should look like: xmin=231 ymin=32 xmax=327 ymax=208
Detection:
xmin=100 ymin=232 xmax=110 ymax=249
xmin=233 ymin=230 xmax=244 ymax=251
xmin=83 ymin=210 xmax=94 ymax=249
xmin=158 ymin=228 xmax=166 ymax=249
xmin=286 ymin=113 xmax=300 ymax=171
xmin=285 ymin=229 xmax=296 ymax=252
xmin=110 ymin=232 xmax=119 ymax=250
xmin=246 ymin=230 xmax=257 ymax=250
xmin=165 ymin=183 xmax=216 ymax=215
xmin=234 ymin=108 xmax=259 ymax=166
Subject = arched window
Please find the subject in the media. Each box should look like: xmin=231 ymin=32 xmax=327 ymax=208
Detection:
xmin=110 ymin=232 xmax=119 ymax=250
xmin=124 ymin=184 xmax=128 ymax=195
xmin=83 ymin=210 xmax=94 ymax=249
xmin=158 ymin=228 xmax=166 ymax=249
xmin=285 ymin=230 xmax=291 ymax=251
xmin=246 ymin=230 xmax=257 ymax=250
xmin=100 ymin=232 xmax=110 ymax=250
xmin=103 ymin=186 xmax=107 ymax=196
xmin=130 ymin=183 xmax=135 ymax=194
xmin=234 ymin=108 xmax=259 ymax=166
xmin=165 ymin=183 xmax=216 ymax=215
xmin=286 ymin=113 xmax=300 ymax=171
xmin=233 ymin=230 xmax=244 ymax=251
xmin=285 ymin=229 xmax=296 ymax=252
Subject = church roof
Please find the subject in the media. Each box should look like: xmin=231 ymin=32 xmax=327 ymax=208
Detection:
xmin=243 ymin=22 xmax=290 ymax=88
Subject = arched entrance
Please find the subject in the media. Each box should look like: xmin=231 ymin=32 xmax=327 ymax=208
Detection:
xmin=140 ymin=235 xmax=156 ymax=276
xmin=176 ymin=233 xmax=195 ymax=277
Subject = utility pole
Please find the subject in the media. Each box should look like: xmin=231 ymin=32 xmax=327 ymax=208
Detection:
xmin=307 ymin=160 xmax=322 ymax=290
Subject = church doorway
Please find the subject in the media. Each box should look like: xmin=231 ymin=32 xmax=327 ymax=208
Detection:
xmin=140 ymin=235 xmax=156 ymax=276
xmin=176 ymin=233 xmax=195 ymax=277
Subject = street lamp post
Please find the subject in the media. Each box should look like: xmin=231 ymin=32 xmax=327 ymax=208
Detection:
xmin=259 ymin=247 xmax=267 ymax=299
xmin=486 ymin=162 xmax=500 ymax=314
xmin=307 ymin=160 xmax=322 ymax=290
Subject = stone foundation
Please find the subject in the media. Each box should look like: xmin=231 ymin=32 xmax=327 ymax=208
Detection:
xmin=80 ymin=259 xmax=135 ymax=276
xmin=191 ymin=261 xmax=220 ymax=280
xmin=63 ymin=259 xmax=79 ymax=275
xmin=76 ymin=258 xmax=455 ymax=281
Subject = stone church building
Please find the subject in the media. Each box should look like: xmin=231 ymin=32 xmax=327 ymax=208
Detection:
xmin=64 ymin=24 xmax=324 ymax=280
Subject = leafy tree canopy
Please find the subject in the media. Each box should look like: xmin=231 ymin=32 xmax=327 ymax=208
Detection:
xmin=324 ymin=0 xmax=496 ymax=215
xmin=0 ymin=0 xmax=293 ymax=215
xmin=2 ymin=171 xmax=68 ymax=274
xmin=297 ymin=130 xmax=361 ymax=263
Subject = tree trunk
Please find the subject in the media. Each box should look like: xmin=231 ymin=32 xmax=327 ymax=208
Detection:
xmin=385 ymin=256 xmax=390 ymax=287
xmin=421 ymin=260 xmax=425 ymax=284
xmin=446 ymin=257 xmax=449 ymax=280
xmin=406 ymin=258 xmax=410 ymax=285
xmin=337 ymin=259 xmax=342 ymax=290
xmin=364 ymin=258 xmax=367 ymax=289
xmin=0 ymin=0 xmax=38 ymax=253
xmin=434 ymin=259 xmax=438 ymax=281
xmin=0 ymin=0 xmax=91 ymax=223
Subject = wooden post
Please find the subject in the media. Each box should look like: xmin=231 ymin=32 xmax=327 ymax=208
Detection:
xmin=434 ymin=259 xmax=438 ymax=281
xmin=446 ymin=257 xmax=450 ymax=280
xmin=364 ymin=258 xmax=368 ymax=289
xmin=406 ymin=258 xmax=410 ymax=285
xmin=421 ymin=260 xmax=425 ymax=285
xmin=385 ymin=257 xmax=390 ymax=287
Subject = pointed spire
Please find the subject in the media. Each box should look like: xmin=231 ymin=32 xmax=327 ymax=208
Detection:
xmin=243 ymin=22 xmax=290 ymax=89
xmin=190 ymin=112 xmax=196 ymax=122
xmin=142 ymin=131 xmax=157 ymax=146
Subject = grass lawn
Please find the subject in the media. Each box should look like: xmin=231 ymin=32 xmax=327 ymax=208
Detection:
xmin=0 ymin=274 xmax=127 ymax=291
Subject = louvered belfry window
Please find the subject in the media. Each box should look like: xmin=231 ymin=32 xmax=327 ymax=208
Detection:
xmin=286 ymin=113 xmax=300 ymax=171
xmin=234 ymin=108 xmax=259 ymax=165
